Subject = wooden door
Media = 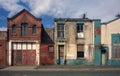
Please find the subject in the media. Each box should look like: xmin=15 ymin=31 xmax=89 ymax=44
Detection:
xmin=14 ymin=50 xmax=22 ymax=65
xmin=58 ymin=45 xmax=64 ymax=64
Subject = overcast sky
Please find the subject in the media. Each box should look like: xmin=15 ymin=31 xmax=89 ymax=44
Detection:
xmin=0 ymin=0 xmax=120 ymax=31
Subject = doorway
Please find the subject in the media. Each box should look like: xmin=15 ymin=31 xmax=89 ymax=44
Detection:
xmin=101 ymin=50 xmax=107 ymax=65
xmin=58 ymin=45 xmax=64 ymax=65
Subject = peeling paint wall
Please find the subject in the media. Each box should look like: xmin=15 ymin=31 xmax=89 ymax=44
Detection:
xmin=54 ymin=19 xmax=95 ymax=65
xmin=93 ymin=19 xmax=101 ymax=65
xmin=101 ymin=18 xmax=120 ymax=65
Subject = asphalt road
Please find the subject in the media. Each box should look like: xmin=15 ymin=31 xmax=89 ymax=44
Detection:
xmin=0 ymin=70 xmax=120 ymax=76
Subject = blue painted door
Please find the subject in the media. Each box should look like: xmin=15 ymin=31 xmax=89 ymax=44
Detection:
xmin=58 ymin=45 xmax=64 ymax=65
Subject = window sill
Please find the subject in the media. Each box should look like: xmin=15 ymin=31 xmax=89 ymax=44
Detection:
xmin=111 ymin=58 xmax=120 ymax=60
xmin=32 ymin=33 xmax=36 ymax=35
xmin=76 ymin=38 xmax=85 ymax=39
xmin=48 ymin=51 xmax=54 ymax=53
xmin=77 ymin=58 xmax=85 ymax=59
xmin=12 ymin=33 xmax=17 ymax=36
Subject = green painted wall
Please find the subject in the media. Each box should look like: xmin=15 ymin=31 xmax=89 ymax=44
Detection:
xmin=109 ymin=34 xmax=120 ymax=65
xmin=108 ymin=60 xmax=120 ymax=65
xmin=66 ymin=59 xmax=93 ymax=65
xmin=93 ymin=19 xmax=101 ymax=65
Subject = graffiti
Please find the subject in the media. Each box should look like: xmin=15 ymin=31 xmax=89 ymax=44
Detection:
xmin=95 ymin=27 xmax=101 ymax=35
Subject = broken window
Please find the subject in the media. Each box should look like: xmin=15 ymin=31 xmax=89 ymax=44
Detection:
xmin=77 ymin=44 xmax=84 ymax=58
xmin=77 ymin=23 xmax=84 ymax=33
xmin=57 ymin=24 xmax=64 ymax=38
xmin=76 ymin=23 xmax=84 ymax=38
xmin=113 ymin=44 xmax=120 ymax=58
xmin=21 ymin=23 xmax=28 ymax=36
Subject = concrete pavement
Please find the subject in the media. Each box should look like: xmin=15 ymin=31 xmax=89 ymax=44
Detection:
xmin=1 ymin=65 xmax=120 ymax=71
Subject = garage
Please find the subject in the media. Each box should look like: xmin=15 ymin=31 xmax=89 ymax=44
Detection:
xmin=12 ymin=42 xmax=36 ymax=66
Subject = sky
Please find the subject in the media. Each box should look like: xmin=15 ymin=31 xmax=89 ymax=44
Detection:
xmin=0 ymin=0 xmax=120 ymax=31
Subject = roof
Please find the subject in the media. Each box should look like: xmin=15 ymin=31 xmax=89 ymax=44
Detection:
xmin=41 ymin=27 xmax=54 ymax=44
xmin=7 ymin=9 xmax=41 ymax=21
xmin=102 ymin=17 xmax=120 ymax=24
xmin=54 ymin=18 xmax=92 ymax=22
xmin=0 ymin=31 xmax=7 ymax=40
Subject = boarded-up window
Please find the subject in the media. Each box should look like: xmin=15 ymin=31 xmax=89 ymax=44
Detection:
xmin=48 ymin=46 xmax=54 ymax=52
xmin=113 ymin=44 xmax=120 ymax=58
xmin=112 ymin=34 xmax=120 ymax=58
xmin=77 ymin=44 xmax=84 ymax=58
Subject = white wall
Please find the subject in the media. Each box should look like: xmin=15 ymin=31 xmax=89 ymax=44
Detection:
xmin=101 ymin=18 xmax=120 ymax=59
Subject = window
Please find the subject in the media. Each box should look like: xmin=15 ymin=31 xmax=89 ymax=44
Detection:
xmin=77 ymin=23 xmax=84 ymax=38
xmin=77 ymin=23 xmax=84 ymax=33
xmin=32 ymin=25 xmax=36 ymax=34
xmin=77 ymin=44 xmax=84 ymax=58
xmin=21 ymin=23 xmax=28 ymax=36
xmin=57 ymin=24 xmax=64 ymax=38
xmin=113 ymin=44 xmax=120 ymax=58
xmin=48 ymin=46 xmax=54 ymax=52
xmin=112 ymin=34 xmax=120 ymax=58
xmin=12 ymin=24 xmax=16 ymax=34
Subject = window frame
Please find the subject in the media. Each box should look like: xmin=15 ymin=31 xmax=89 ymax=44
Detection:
xmin=12 ymin=24 xmax=16 ymax=34
xmin=32 ymin=25 xmax=36 ymax=34
xmin=77 ymin=23 xmax=84 ymax=33
xmin=57 ymin=24 xmax=64 ymax=38
xmin=77 ymin=44 xmax=84 ymax=58
xmin=112 ymin=44 xmax=120 ymax=59
xmin=21 ymin=23 xmax=28 ymax=36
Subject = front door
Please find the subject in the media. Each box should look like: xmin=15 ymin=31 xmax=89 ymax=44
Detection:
xmin=58 ymin=45 xmax=64 ymax=65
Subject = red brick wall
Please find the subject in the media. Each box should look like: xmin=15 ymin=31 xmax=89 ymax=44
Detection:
xmin=40 ymin=44 xmax=54 ymax=65
xmin=0 ymin=40 xmax=7 ymax=67
xmin=8 ymin=10 xmax=41 ymax=41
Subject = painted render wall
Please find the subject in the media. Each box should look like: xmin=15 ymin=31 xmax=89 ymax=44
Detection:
xmin=54 ymin=19 xmax=94 ymax=65
xmin=101 ymin=18 xmax=120 ymax=65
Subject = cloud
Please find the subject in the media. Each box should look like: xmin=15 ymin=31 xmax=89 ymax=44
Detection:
xmin=0 ymin=0 xmax=120 ymax=22
xmin=20 ymin=0 xmax=51 ymax=16
xmin=0 ymin=0 xmax=25 ymax=17
xmin=0 ymin=27 xmax=7 ymax=31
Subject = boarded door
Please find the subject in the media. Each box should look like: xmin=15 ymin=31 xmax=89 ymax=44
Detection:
xmin=58 ymin=45 xmax=64 ymax=64
xmin=16 ymin=51 xmax=22 ymax=65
